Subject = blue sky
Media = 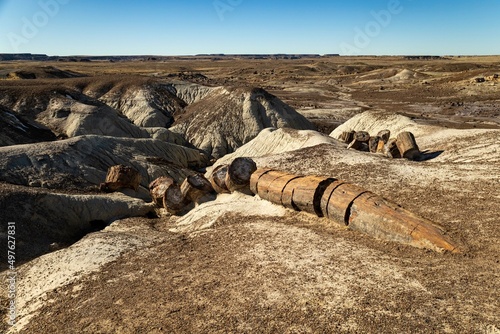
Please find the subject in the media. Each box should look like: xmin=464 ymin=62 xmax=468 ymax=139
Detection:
xmin=0 ymin=0 xmax=498 ymax=56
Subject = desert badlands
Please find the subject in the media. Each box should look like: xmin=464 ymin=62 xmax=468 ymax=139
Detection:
xmin=0 ymin=56 xmax=499 ymax=333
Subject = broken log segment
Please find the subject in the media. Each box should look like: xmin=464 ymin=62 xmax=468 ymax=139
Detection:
xmin=347 ymin=131 xmax=370 ymax=151
xmin=396 ymin=132 xmax=420 ymax=160
xmin=377 ymin=130 xmax=391 ymax=143
xmin=209 ymin=165 xmax=230 ymax=194
xmin=100 ymin=165 xmax=141 ymax=192
xmin=181 ymin=173 xmax=214 ymax=203
xmin=253 ymin=170 xmax=292 ymax=202
xmin=149 ymin=176 xmax=175 ymax=207
xmin=385 ymin=138 xmax=402 ymax=158
xmin=347 ymin=192 xmax=459 ymax=253
xmin=338 ymin=130 xmax=356 ymax=143
xmin=369 ymin=136 xmax=380 ymax=153
xmin=163 ymin=184 xmax=190 ymax=214
xmin=376 ymin=139 xmax=386 ymax=154
xmin=266 ymin=174 xmax=304 ymax=206
xmin=225 ymin=157 xmax=258 ymax=193
xmin=249 ymin=168 xmax=273 ymax=195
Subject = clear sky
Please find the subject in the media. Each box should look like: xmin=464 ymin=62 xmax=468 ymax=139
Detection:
xmin=0 ymin=0 xmax=499 ymax=56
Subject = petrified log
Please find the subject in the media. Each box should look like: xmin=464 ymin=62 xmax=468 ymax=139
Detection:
xmin=347 ymin=192 xmax=459 ymax=253
xmin=377 ymin=130 xmax=391 ymax=143
xmin=249 ymin=168 xmax=273 ymax=195
xmin=281 ymin=176 xmax=336 ymax=216
xmin=384 ymin=138 xmax=402 ymax=158
xmin=369 ymin=136 xmax=380 ymax=153
xmin=163 ymin=184 xmax=189 ymax=214
xmin=225 ymin=157 xmax=258 ymax=193
xmin=321 ymin=183 xmax=369 ymax=225
xmin=100 ymin=165 xmax=141 ymax=192
xmin=376 ymin=139 xmax=386 ymax=154
xmin=181 ymin=173 xmax=214 ymax=203
xmin=347 ymin=131 xmax=370 ymax=151
xmin=149 ymin=176 xmax=175 ymax=207
xmin=209 ymin=165 xmax=230 ymax=194
xmin=396 ymin=132 xmax=420 ymax=160
xmin=338 ymin=131 xmax=356 ymax=143
xmin=263 ymin=173 xmax=303 ymax=205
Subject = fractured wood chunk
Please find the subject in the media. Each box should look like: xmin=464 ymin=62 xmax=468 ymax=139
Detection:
xmin=181 ymin=173 xmax=214 ymax=203
xmin=163 ymin=184 xmax=189 ymax=214
xmin=369 ymin=136 xmax=381 ymax=153
xmin=376 ymin=139 xmax=386 ymax=154
xmin=377 ymin=130 xmax=391 ymax=143
xmin=384 ymin=138 xmax=402 ymax=158
xmin=149 ymin=176 xmax=175 ymax=207
xmin=338 ymin=130 xmax=356 ymax=143
xmin=100 ymin=165 xmax=141 ymax=192
xmin=209 ymin=165 xmax=230 ymax=194
xmin=347 ymin=131 xmax=370 ymax=151
xmin=226 ymin=157 xmax=258 ymax=193
xmin=396 ymin=132 xmax=420 ymax=160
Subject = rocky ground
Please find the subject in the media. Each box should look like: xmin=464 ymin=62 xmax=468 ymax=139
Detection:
xmin=0 ymin=56 xmax=499 ymax=333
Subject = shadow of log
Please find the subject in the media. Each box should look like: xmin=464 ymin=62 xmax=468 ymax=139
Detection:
xmin=417 ymin=150 xmax=444 ymax=161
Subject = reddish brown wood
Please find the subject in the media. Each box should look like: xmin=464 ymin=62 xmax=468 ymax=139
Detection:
xmin=209 ymin=165 xmax=230 ymax=194
xmin=377 ymin=130 xmax=391 ymax=143
xmin=249 ymin=168 xmax=273 ymax=195
xmin=280 ymin=176 xmax=335 ymax=216
xmin=266 ymin=174 xmax=303 ymax=206
xmin=254 ymin=170 xmax=292 ymax=201
xmin=320 ymin=180 xmax=345 ymax=219
xmin=100 ymin=165 xmax=141 ymax=192
xmin=385 ymin=138 xmax=402 ymax=158
xmin=347 ymin=131 xmax=370 ymax=151
xmin=181 ymin=173 xmax=214 ymax=203
xmin=149 ymin=176 xmax=175 ymax=207
xmin=369 ymin=136 xmax=380 ymax=153
xmin=163 ymin=184 xmax=189 ymax=214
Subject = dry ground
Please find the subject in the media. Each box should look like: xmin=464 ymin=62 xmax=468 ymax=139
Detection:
xmin=0 ymin=56 xmax=499 ymax=333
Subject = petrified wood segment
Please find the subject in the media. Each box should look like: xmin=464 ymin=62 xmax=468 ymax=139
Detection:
xmin=254 ymin=170 xmax=292 ymax=202
xmin=209 ymin=165 xmax=230 ymax=194
xmin=369 ymin=136 xmax=380 ymax=153
xmin=377 ymin=130 xmax=391 ymax=143
xmin=225 ymin=157 xmax=258 ymax=193
xmin=181 ymin=173 xmax=214 ymax=203
xmin=289 ymin=176 xmax=336 ymax=217
xmin=149 ymin=176 xmax=175 ymax=207
xmin=339 ymin=131 xmax=356 ymax=143
xmin=100 ymin=165 xmax=141 ymax=192
xmin=163 ymin=184 xmax=189 ymax=214
xmin=396 ymin=132 xmax=420 ymax=160
xmin=266 ymin=174 xmax=303 ymax=206
xmin=324 ymin=183 xmax=369 ymax=225
xmin=249 ymin=168 xmax=273 ymax=195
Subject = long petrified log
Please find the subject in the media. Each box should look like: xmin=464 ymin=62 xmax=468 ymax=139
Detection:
xmin=149 ymin=176 xmax=175 ymax=207
xmin=225 ymin=157 xmax=258 ymax=193
xmin=396 ymin=132 xmax=420 ymax=160
xmin=100 ymin=165 xmax=141 ymax=192
xmin=249 ymin=168 xmax=460 ymax=253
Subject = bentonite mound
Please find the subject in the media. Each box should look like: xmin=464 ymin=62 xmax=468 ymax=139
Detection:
xmin=170 ymin=87 xmax=316 ymax=158
xmin=0 ymin=135 xmax=209 ymax=190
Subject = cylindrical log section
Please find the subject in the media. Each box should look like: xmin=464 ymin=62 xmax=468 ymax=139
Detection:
xmin=338 ymin=131 xmax=355 ymax=143
xmin=282 ymin=176 xmax=336 ymax=217
xmin=266 ymin=174 xmax=303 ymax=206
xmin=347 ymin=192 xmax=460 ymax=253
xmin=377 ymin=130 xmax=391 ymax=143
xmin=320 ymin=180 xmax=345 ymax=219
xmin=384 ymin=138 xmax=402 ymax=158
xmin=254 ymin=170 xmax=292 ymax=202
xmin=376 ymin=139 xmax=386 ymax=154
xmin=396 ymin=132 xmax=420 ymax=160
xmin=100 ymin=165 xmax=141 ymax=192
xmin=369 ymin=136 xmax=380 ymax=153
xmin=249 ymin=168 xmax=273 ymax=195
xmin=347 ymin=131 xmax=370 ymax=151
xmin=209 ymin=165 xmax=230 ymax=194
xmin=149 ymin=176 xmax=175 ymax=207
xmin=324 ymin=183 xmax=369 ymax=226
xmin=226 ymin=157 xmax=258 ymax=193
xmin=163 ymin=184 xmax=189 ymax=214
xmin=181 ymin=173 xmax=214 ymax=203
